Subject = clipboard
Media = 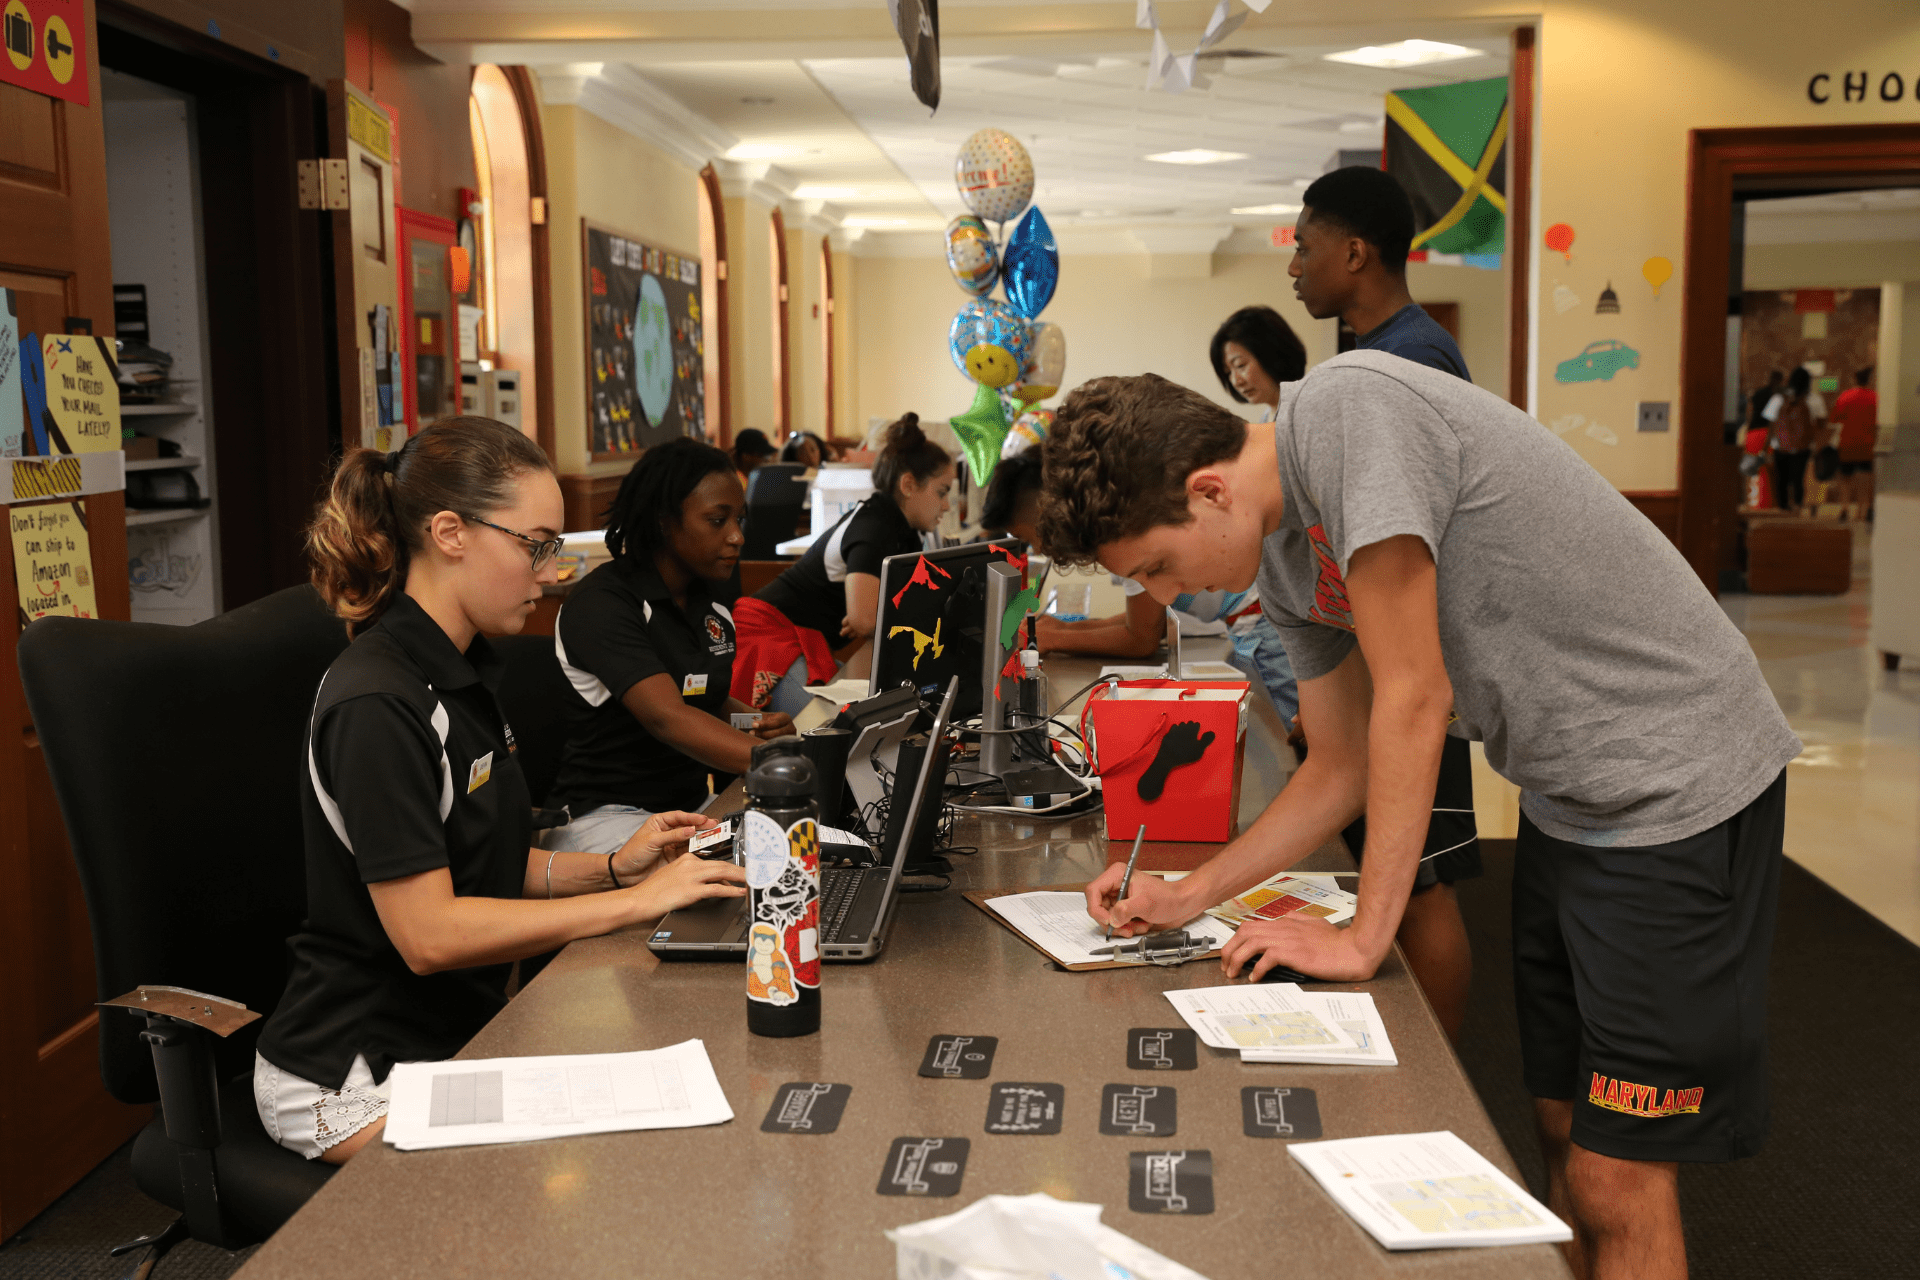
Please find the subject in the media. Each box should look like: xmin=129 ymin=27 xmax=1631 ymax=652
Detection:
xmin=962 ymin=883 xmax=1227 ymax=972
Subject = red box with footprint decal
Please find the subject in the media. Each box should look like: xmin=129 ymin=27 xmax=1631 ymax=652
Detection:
xmin=1087 ymin=680 xmax=1249 ymax=843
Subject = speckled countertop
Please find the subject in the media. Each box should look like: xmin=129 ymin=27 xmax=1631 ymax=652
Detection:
xmin=234 ymin=655 xmax=1569 ymax=1280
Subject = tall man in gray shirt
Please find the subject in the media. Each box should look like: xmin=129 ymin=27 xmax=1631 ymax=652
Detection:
xmin=1041 ymin=354 xmax=1798 ymax=1280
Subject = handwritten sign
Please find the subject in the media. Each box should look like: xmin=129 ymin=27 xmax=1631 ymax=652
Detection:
xmin=41 ymin=334 xmax=120 ymax=453
xmin=11 ymin=499 xmax=95 ymax=623
xmin=0 ymin=288 xmax=20 ymax=456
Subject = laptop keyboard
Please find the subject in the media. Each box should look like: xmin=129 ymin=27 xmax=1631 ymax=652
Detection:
xmin=819 ymin=867 xmax=870 ymax=944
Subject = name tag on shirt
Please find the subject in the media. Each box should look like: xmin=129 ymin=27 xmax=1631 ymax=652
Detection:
xmin=467 ymin=752 xmax=493 ymax=793
xmin=682 ymin=673 xmax=709 ymax=698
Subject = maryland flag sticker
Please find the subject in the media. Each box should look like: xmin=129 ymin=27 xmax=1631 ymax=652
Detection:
xmin=1384 ymin=75 xmax=1509 ymax=257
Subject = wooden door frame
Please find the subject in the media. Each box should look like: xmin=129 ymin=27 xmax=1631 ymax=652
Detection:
xmin=1506 ymin=24 xmax=1535 ymax=409
xmin=1680 ymin=123 xmax=1920 ymax=586
xmin=501 ymin=65 xmax=555 ymax=463
xmin=698 ymin=162 xmax=731 ymax=445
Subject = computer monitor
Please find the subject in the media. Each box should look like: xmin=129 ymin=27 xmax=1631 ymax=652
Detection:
xmin=869 ymin=538 xmax=1025 ymax=725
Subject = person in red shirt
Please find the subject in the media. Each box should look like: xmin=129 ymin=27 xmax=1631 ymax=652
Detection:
xmin=1829 ymin=367 xmax=1879 ymax=522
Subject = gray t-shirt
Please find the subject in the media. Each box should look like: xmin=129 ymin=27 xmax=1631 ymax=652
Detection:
xmin=1257 ymin=351 xmax=1799 ymax=846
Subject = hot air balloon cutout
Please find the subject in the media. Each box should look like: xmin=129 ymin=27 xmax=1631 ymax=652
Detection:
xmin=1642 ymin=256 xmax=1673 ymax=299
xmin=943 ymin=128 xmax=1065 ymax=487
xmin=1544 ymin=223 xmax=1575 ymax=262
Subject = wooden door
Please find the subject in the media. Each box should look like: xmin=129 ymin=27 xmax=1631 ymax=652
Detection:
xmin=0 ymin=0 xmax=150 ymax=1238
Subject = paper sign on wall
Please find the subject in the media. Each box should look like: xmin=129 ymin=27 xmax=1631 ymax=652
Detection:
xmin=40 ymin=334 xmax=121 ymax=453
xmin=0 ymin=288 xmax=21 ymax=457
xmin=11 ymin=499 xmax=96 ymax=623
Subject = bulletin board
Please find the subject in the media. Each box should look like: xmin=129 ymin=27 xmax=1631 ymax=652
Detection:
xmin=582 ymin=220 xmax=705 ymax=459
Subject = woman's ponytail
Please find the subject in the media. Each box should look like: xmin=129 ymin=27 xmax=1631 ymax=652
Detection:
xmin=306 ymin=416 xmax=551 ymax=637
xmin=870 ymin=412 xmax=951 ymax=504
xmin=307 ymin=446 xmax=405 ymax=637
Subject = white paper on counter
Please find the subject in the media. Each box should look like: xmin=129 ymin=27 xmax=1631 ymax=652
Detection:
xmin=383 ymin=1038 xmax=733 ymax=1151
xmin=1289 ymin=1131 xmax=1572 ymax=1250
xmin=1162 ymin=982 xmax=1357 ymax=1052
xmin=983 ymin=890 xmax=1235 ymax=966
xmin=1241 ymin=990 xmax=1397 ymax=1066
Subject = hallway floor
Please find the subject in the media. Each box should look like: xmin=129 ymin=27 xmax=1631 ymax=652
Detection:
xmin=1721 ymin=547 xmax=1920 ymax=944
xmin=1470 ymin=523 xmax=1920 ymax=944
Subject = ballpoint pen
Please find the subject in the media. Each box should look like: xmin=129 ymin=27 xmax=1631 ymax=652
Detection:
xmin=1105 ymin=825 xmax=1147 ymax=945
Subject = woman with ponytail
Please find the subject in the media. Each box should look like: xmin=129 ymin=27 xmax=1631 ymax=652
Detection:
xmin=543 ymin=437 xmax=794 ymax=856
xmin=254 ymin=418 xmax=745 ymax=1165
xmin=730 ymin=413 xmax=954 ymax=714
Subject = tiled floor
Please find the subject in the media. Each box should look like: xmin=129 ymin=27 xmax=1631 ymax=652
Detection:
xmin=1472 ymin=525 xmax=1920 ymax=945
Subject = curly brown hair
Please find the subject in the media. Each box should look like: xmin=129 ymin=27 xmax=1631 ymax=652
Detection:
xmin=1037 ymin=374 xmax=1249 ymax=567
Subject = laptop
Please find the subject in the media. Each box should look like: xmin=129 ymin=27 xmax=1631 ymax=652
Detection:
xmin=647 ymin=678 xmax=957 ymax=963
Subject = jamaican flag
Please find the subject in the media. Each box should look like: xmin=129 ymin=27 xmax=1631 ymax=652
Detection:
xmin=1384 ymin=76 xmax=1508 ymax=256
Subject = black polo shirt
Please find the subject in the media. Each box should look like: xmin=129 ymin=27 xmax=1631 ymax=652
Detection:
xmin=549 ymin=556 xmax=737 ymax=815
xmin=755 ymin=495 xmax=921 ymax=644
xmin=257 ymin=592 xmax=531 ymax=1090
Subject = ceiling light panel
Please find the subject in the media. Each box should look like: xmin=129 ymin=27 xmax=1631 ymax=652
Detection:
xmin=1145 ymin=149 xmax=1250 ymax=165
xmin=1322 ymin=39 xmax=1479 ymax=69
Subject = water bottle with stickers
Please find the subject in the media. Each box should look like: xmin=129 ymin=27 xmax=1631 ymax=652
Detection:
xmin=741 ymin=737 xmax=821 ymax=1038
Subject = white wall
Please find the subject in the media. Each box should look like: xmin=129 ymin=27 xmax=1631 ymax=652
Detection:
xmin=849 ymin=247 xmax=1508 ymax=428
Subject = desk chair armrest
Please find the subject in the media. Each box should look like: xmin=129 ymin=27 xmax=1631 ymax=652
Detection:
xmin=101 ymin=986 xmax=262 ymax=1250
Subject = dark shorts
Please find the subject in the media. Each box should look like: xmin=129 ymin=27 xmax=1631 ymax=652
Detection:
xmin=1513 ymin=770 xmax=1785 ymax=1163
xmin=1839 ymin=458 xmax=1873 ymax=477
xmin=1342 ymin=735 xmax=1482 ymax=892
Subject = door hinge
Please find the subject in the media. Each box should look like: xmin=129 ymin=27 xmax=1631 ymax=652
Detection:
xmin=297 ymin=158 xmax=350 ymax=210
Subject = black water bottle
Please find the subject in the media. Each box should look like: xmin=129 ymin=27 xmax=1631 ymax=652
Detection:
xmin=743 ymin=737 xmax=822 ymax=1038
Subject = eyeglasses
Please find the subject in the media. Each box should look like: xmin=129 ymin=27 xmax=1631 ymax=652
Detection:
xmin=465 ymin=515 xmax=565 ymax=571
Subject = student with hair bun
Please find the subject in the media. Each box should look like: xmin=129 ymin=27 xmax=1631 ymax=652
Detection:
xmin=544 ymin=437 xmax=795 ymax=856
xmin=730 ymin=413 xmax=954 ymax=714
xmin=254 ymin=418 xmax=745 ymax=1165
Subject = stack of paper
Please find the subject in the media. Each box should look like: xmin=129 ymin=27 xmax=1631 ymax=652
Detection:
xmin=984 ymin=891 xmax=1237 ymax=967
xmin=1204 ymin=874 xmax=1356 ymax=927
xmin=383 ymin=1039 xmax=734 ymax=1151
xmin=1163 ymin=984 xmax=1397 ymax=1066
xmin=1289 ymin=1131 xmax=1572 ymax=1250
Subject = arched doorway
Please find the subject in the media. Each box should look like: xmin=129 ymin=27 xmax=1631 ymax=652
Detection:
xmin=468 ymin=64 xmax=553 ymax=458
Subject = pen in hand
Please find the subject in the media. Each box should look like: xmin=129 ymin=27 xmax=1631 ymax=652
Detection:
xmin=1106 ymin=825 xmax=1147 ymax=944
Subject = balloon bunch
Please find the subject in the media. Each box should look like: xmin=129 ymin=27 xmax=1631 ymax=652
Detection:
xmin=943 ymin=128 xmax=1066 ymax=487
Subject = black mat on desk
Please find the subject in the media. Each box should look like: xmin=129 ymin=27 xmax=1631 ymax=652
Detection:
xmin=1456 ymin=840 xmax=1920 ymax=1278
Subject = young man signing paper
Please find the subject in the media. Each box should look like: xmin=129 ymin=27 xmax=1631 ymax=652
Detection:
xmin=1040 ymin=356 xmax=1798 ymax=1280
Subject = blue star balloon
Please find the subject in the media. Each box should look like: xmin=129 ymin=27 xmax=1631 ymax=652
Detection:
xmin=1002 ymin=206 xmax=1059 ymax=319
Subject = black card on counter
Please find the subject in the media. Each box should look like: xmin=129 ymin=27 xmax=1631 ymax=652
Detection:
xmin=760 ymin=1082 xmax=851 ymax=1135
xmin=877 ymin=1137 xmax=970 ymax=1197
xmin=1126 ymin=1027 xmax=1197 ymax=1071
xmin=984 ymin=1082 xmax=1063 ymax=1135
xmin=1100 ymin=1083 xmax=1177 ymax=1137
xmin=1128 ymin=1149 xmax=1214 ymax=1215
xmin=1240 ymin=1085 xmax=1322 ymax=1139
xmin=918 ymin=1034 xmax=998 ymax=1079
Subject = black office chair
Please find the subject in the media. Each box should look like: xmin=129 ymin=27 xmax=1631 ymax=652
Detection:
xmin=490 ymin=633 xmax=576 ymax=811
xmin=743 ymin=462 xmax=810 ymax=560
xmin=19 ymin=585 xmax=350 ymax=1266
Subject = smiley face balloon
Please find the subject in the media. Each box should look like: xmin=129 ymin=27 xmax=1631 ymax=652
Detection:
xmin=949 ymin=298 xmax=1032 ymax=390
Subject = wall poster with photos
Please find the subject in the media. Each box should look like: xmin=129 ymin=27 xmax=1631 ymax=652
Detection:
xmin=582 ymin=220 xmax=706 ymax=458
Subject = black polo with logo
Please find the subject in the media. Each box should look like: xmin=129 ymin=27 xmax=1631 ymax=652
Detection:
xmin=256 ymin=591 xmax=531 ymax=1090
xmin=549 ymin=555 xmax=737 ymax=815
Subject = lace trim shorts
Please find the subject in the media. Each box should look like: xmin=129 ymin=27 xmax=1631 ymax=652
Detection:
xmin=253 ymin=1051 xmax=392 ymax=1160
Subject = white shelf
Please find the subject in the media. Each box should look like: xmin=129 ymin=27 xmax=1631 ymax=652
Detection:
xmin=125 ymin=507 xmax=209 ymax=527
xmin=125 ymin=454 xmax=202 ymax=471
xmin=121 ymin=402 xmax=200 ymax=416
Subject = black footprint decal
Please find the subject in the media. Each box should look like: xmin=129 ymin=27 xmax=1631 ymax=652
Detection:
xmin=1137 ymin=720 xmax=1216 ymax=803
